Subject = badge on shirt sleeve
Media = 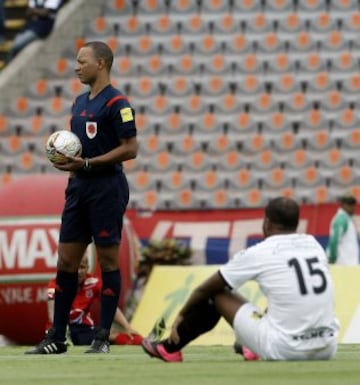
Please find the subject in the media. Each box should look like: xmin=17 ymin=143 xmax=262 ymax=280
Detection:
xmin=120 ymin=107 xmax=134 ymax=122
xmin=86 ymin=121 xmax=97 ymax=139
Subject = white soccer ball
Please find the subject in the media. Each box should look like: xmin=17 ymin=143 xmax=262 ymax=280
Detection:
xmin=45 ymin=130 xmax=82 ymax=165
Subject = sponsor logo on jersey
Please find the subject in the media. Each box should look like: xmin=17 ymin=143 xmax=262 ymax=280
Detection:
xmin=86 ymin=121 xmax=97 ymax=139
xmin=120 ymin=107 xmax=133 ymax=122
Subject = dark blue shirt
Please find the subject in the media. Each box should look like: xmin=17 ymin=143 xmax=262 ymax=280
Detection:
xmin=71 ymin=85 xmax=137 ymax=176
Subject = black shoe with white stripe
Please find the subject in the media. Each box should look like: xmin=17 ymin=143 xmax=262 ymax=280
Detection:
xmin=84 ymin=329 xmax=110 ymax=353
xmin=25 ymin=328 xmax=67 ymax=355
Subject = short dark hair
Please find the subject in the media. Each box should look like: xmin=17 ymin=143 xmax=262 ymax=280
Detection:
xmin=339 ymin=193 xmax=356 ymax=205
xmin=265 ymin=197 xmax=299 ymax=231
xmin=84 ymin=41 xmax=114 ymax=71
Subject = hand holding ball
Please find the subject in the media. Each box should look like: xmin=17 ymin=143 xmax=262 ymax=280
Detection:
xmin=45 ymin=130 xmax=82 ymax=165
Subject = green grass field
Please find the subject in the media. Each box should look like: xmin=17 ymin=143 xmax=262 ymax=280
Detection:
xmin=1 ymin=344 xmax=360 ymax=385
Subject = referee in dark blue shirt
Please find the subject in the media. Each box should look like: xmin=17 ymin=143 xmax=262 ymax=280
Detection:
xmin=26 ymin=41 xmax=138 ymax=354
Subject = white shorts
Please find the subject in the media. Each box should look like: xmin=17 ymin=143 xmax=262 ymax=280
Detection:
xmin=233 ymin=303 xmax=338 ymax=361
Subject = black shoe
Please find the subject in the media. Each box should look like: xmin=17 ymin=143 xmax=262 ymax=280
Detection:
xmin=25 ymin=328 xmax=67 ymax=355
xmin=84 ymin=329 xmax=110 ymax=353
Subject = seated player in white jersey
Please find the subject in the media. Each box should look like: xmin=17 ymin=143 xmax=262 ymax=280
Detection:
xmin=141 ymin=196 xmax=340 ymax=362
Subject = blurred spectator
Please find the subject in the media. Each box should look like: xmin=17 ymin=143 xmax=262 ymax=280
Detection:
xmin=7 ymin=0 xmax=63 ymax=61
xmin=46 ymin=254 xmax=143 ymax=346
xmin=327 ymin=193 xmax=360 ymax=265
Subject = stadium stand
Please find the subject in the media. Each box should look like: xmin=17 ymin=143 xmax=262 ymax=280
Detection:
xmin=1 ymin=0 xmax=360 ymax=209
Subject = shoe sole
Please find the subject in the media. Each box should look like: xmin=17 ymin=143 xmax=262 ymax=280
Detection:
xmin=141 ymin=340 xmax=161 ymax=360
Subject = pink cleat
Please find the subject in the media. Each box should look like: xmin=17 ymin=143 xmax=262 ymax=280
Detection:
xmin=242 ymin=346 xmax=259 ymax=361
xmin=141 ymin=338 xmax=183 ymax=363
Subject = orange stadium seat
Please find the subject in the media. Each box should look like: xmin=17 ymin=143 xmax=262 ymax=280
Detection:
xmin=247 ymin=12 xmax=272 ymax=34
xmin=332 ymin=165 xmax=357 ymax=187
xmin=226 ymin=168 xmax=259 ymax=190
xmin=272 ymin=72 xmax=299 ymax=94
xmin=307 ymin=71 xmax=332 ymax=93
xmin=196 ymin=168 xmax=226 ymax=191
xmin=164 ymin=76 xmax=194 ymax=97
xmin=208 ymin=189 xmax=233 ymax=209
xmin=343 ymin=11 xmax=360 ymax=33
xmin=200 ymin=75 xmax=227 ymax=96
xmin=0 ymin=114 xmax=9 ymax=135
xmin=241 ymin=188 xmax=266 ymax=208
xmin=237 ymin=53 xmax=262 ymax=74
xmin=305 ymin=129 xmax=335 ymax=151
xmin=298 ymin=0 xmax=326 ymax=13
xmin=183 ymin=150 xmax=210 ymax=172
xmin=152 ymin=14 xmax=176 ymax=35
xmin=241 ymin=133 xmax=268 ymax=155
xmin=202 ymin=0 xmax=229 ymax=13
xmin=335 ymin=107 xmax=359 ymax=128
xmin=181 ymin=14 xmax=207 ymax=35
xmin=291 ymin=31 xmax=317 ymax=53
xmin=171 ymin=54 xmax=197 ymax=75
xmin=278 ymin=12 xmax=304 ymax=34
xmin=272 ymin=132 xmax=303 ymax=153
xmin=311 ymin=12 xmax=337 ymax=34
xmin=175 ymin=188 xmax=196 ymax=209
xmin=195 ymin=34 xmax=222 ymax=56
xmin=131 ymin=76 xmax=158 ymax=99
xmin=322 ymin=30 xmax=347 ymax=52
xmin=252 ymin=149 xmax=279 ymax=170
xmin=142 ymin=54 xmax=168 ymax=76
xmin=331 ymin=51 xmax=357 ymax=72
xmin=127 ymin=169 xmax=156 ymax=192
xmin=227 ymin=33 xmax=251 ymax=55
xmin=161 ymin=169 xmax=193 ymax=191
xmin=341 ymin=128 xmax=360 ymax=149
xmin=148 ymin=95 xmax=173 ymax=115
xmin=138 ymin=0 xmax=168 ymax=14
xmin=119 ymin=15 xmax=146 ymax=36
xmin=213 ymin=13 xmax=237 ymax=35
xmin=170 ymin=0 xmax=198 ymax=14
xmin=252 ymin=92 xmax=276 ymax=114
xmin=262 ymin=167 xmax=291 ymax=189
xmin=265 ymin=0 xmax=293 ymax=13
xmin=161 ymin=34 xmax=187 ymax=56
xmin=296 ymin=166 xmax=326 ymax=187
xmin=217 ymin=150 xmax=246 ymax=171
xmin=286 ymin=92 xmax=312 ymax=113
xmin=298 ymin=52 xmax=325 ymax=73
xmin=317 ymin=148 xmax=349 ymax=170
xmin=238 ymin=74 xmax=265 ymax=95
xmin=170 ymin=133 xmax=202 ymax=155
xmin=146 ymin=150 xmax=180 ymax=172
xmin=104 ymin=0 xmax=133 ymax=14
xmin=258 ymin=32 xmax=284 ymax=54
xmin=331 ymin=0 xmax=356 ymax=12
xmin=230 ymin=112 xmax=258 ymax=134
xmin=268 ymin=54 xmax=296 ymax=74
xmin=182 ymin=94 xmax=207 ymax=115
xmin=207 ymin=133 xmax=237 ymax=155
xmin=140 ymin=134 xmax=167 ymax=156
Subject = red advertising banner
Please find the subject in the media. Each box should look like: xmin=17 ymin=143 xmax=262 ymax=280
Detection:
xmin=127 ymin=204 xmax=360 ymax=265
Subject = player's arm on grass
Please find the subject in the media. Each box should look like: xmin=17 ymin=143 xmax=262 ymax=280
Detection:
xmin=113 ymin=308 xmax=138 ymax=336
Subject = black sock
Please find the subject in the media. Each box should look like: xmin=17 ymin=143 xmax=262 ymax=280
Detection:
xmin=100 ymin=270 xmax=121 ymax=332
xmin=53 ymin=271 xmax=78 ymax=341
xmin=163 ymin=299 xmax=221 ymax=353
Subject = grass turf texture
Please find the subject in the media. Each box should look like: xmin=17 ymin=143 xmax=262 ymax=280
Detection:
xmin=0 ymin=345 xmax=359 ymax=385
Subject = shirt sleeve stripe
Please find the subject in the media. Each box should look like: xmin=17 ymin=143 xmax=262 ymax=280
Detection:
xmin=106 ymin=95 xmax=129 ymax=107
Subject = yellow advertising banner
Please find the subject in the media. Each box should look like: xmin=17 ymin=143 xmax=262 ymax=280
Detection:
xmin=131 ymin=265 xmax=360 ymax=345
